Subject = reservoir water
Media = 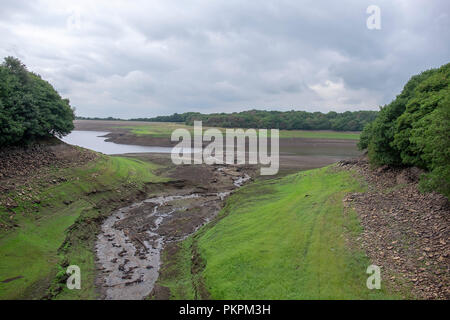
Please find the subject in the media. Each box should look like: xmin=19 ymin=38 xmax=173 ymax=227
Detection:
xmin=61 ymin=130 xmax=174 ymax=154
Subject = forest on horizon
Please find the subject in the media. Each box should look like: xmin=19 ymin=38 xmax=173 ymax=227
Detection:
xmin=77 ymin=109 xmax=378 ymax=132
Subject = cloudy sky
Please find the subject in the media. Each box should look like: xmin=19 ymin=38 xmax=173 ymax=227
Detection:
xmin=1 ymin=0 xmax=449 ymax=118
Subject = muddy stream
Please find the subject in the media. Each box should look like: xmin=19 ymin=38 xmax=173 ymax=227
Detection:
xmin=95 ymin=166 xmax=251 ymax=300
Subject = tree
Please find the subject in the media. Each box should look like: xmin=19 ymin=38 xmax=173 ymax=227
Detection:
xmin=0 ymin=56 xmax=74 ymax=147
xmin=359 ymin=62 xmax=450 ymax=198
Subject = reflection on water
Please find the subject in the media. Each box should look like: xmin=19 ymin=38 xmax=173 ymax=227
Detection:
xmin=61 ymin=131 xmax=174 ymax=154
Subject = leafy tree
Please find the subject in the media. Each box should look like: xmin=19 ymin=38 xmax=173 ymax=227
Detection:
xmin=411 ymin=94 xmax=450 ymax=197
xmin=0 ymin=57 xmax=74 ymax=147
xmin=359 ymin=62 xmax=450 ymax=198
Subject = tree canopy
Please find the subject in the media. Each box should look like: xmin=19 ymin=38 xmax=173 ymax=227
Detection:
xmin=132 ymin=109 xmax=378 ymax=131
xmin=358 ymin=62 xmax=450 ymax=198
xmin=0 ymin=57 xmax=74 ymax=147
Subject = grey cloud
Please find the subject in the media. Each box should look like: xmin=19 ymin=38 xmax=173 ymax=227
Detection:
xmin=0 ymin=0 xmax=448 ymax=118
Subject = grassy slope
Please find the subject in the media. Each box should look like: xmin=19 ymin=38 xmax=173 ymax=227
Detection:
xmin=157 ymin=166 xmax=403 ymax=299
xmin=0 ymin=156 xmax=166 ymax=300
xmin=119 ymin=122 xmax=360 ymax=140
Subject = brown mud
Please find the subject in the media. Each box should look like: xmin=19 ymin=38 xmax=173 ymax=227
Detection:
xmin=73 ymin=119 xmax=360 ymax=176
xmin=95 ymin=163 xmax=254 ymax=300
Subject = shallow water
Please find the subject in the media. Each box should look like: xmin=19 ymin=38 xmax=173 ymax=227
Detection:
xmin=61 ymin=130 xmax=175 ymax=154
xmin=95 ymin=168 xmax=251 ymax=300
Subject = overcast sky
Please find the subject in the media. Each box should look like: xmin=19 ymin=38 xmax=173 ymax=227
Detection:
xmin=1 ymin=0 xmax=449 ymax=118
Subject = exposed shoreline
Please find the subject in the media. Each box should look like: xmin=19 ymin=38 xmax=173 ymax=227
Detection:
xmin=1 ymin=124 xmax=447 ymax=300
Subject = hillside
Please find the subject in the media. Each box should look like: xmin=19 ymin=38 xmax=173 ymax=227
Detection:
xmin=0 ymin=141 xmax=168 ymax=299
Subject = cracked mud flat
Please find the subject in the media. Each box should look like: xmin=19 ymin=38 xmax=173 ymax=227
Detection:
xmin=95 ymin=166 xmax=251 ymax=300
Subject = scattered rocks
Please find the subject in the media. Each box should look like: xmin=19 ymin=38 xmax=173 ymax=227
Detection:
xmin=0 ymin=140 xmax=97 ymax=185
xmin=0 ymin=140 xmax=99 ymax=224
xmin=396 ymin=167 xmax=424 ymax=185
xmin=5 ymin=199 xmax=18 ymax=208
xmin=339 ymin=157 xmax=449 ymax=300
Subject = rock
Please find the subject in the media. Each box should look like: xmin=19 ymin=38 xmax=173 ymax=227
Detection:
xmin=376 ymin=165 xmax=389 ymax=174
xmin=6 ymin=200 xmax=18 ymax=208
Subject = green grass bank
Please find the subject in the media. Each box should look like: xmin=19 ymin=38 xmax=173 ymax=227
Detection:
xmin=155 ymin=166 xmax=403 ymax=299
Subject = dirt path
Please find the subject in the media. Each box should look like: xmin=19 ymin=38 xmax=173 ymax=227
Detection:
xmin=95 ymin=165 xmax=251 ymax=300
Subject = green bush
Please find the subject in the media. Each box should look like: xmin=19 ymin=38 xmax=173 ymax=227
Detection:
xmin=359 ymin=63 xmax=450 ymax=197
xmin=0 ymin=56 xmax=74 ymax=147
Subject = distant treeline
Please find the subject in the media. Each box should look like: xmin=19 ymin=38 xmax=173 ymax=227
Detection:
xmin=75 ymin=116 xmax=123 ymax=121
xmin=0 ymin=57 xmax=74 ymax=147
xmin=132 ymin=110 xmax=378 ymax=131
xmin=359 ymin=62 xmax=449 ymax=198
